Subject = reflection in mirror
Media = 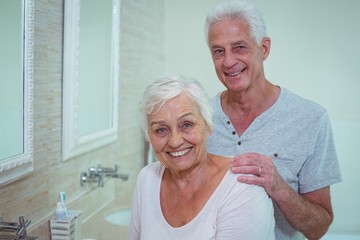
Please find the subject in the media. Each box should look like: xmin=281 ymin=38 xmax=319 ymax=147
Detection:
xmin=0 ymin=0 xmax=34 ymax=186
xmin=62 ymin=0 xmax=120 ymax=161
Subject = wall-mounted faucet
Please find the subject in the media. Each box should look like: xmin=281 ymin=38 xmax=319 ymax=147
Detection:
xmin=80 ymin=165 xmax=104 ymax=187
xmin=0 ymin=216 xmax=38 ymax=239
xmin=80 ymin=164 xmax=129 ymax=187
xmin=102 ymin=164 xmax=129 ymax=181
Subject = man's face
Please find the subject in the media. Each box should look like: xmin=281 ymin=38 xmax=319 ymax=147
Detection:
xmin=208 ymin=19 xmax=269 ymax=92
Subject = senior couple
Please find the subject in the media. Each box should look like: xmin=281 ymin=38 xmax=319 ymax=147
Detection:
xmin=128 ymin=1 xmax=341 ymax=240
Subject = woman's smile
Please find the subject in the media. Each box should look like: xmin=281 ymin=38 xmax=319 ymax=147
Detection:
xmin=168 ymin=147 xmax=192 ymax=157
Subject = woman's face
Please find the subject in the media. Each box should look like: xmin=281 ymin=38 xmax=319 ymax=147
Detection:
xmin=148 ymin=93 xmax=210 ymax=173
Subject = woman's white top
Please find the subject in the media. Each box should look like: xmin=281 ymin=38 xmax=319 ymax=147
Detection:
xmin=128 ymin=162 xmax=275 ymax=240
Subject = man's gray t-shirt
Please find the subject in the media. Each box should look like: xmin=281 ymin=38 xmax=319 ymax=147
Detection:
xmin=207 ymin=88 xmax=342 ymax=240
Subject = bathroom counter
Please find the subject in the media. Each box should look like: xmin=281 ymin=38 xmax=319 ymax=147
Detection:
xmin=81 ymin=199 xmax=130 ymax=240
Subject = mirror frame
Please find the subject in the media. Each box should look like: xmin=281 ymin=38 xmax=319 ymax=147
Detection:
xmin=0 ymin=0 xmax=34 ymax=186
xmin=62 ymin=0 xmax=120 ymax=161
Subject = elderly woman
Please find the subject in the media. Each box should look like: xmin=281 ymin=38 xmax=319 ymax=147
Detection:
xmin=128 ymin=75 xmax=275 ymax=240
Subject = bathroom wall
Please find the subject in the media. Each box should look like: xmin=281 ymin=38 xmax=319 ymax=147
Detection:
xmin=165 ymin=0 xmax=360 ymax=235
xmin=0 ymin=0 xmax=164 ymax=238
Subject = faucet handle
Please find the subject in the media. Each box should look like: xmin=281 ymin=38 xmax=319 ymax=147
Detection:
xmin=16 ymin=216 xmax=31 ymax=237
xmin=80 ymin=172 xmax=87 ymax=186
xmin=97 ymin=164 xmax=103 ymax=173
xmin=88 ymin=166 xmax=97 ymax=176
xmin=96 ymin=164 xmax=105 ymax=187
xmin=114 ymin=164 xmax=119 ymax=173
xmin=98 ymin=176 xmax=104 ymax=187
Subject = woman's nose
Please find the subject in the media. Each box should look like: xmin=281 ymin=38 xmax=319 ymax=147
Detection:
xmin=167 ymin=130 xmax=183 ymax=148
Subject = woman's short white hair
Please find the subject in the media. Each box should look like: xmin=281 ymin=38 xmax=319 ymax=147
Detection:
xmin=204 ymin=1 xmax=267 ymax=46
xmin=139 ymin=75 xmax=213 ymax=141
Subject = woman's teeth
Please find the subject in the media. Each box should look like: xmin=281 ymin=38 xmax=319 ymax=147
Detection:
xmin=169 ymin=149 xmax=190 ymax=157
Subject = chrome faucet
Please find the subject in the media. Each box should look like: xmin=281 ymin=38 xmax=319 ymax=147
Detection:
xmin=112 ymin=172 xmax=129 ymax=181
xmin=80 ymin=164 xmax=129 ymax=187
xmin=101 ymin=164 xmax=129 ymax=180
xmin=0 ymin=216 xmax=38 ymax=239
xmin=80 ymin=165 xmax=104 ymax=187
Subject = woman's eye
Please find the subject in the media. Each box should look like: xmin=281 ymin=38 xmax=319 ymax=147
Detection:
xmin=181 ymin=122 xmax=193 ymax=131
xmin=155 ymin=127 xmax=168 ymax=135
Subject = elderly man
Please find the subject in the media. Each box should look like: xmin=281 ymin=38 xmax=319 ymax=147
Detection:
xmin=205 ymin=1 xmax=342 ymax=239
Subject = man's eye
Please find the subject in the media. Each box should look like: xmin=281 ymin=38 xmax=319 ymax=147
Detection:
xmin=213 ymin=49 xmax=224 ymax=57
xmin=234 ymin=45 xmax=246 ymax=53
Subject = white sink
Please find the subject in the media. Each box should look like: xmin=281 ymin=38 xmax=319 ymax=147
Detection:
xmin=105 ymin=208 xmax=131 ymax=227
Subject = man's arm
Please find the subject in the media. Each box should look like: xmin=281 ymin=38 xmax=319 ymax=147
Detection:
xmin=232 ymin=152 xmax=333 ymax=240
xmin=270 ymin=181 xmax=333 ymax=240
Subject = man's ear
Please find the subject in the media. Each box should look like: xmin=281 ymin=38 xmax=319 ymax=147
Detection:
xmin=262 ymin=37 xmax=271 ymax=61
xmin=208 ymin=127 xmax=213 ymax=136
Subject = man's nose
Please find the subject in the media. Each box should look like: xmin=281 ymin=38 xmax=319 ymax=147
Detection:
xmin=223 ymin=51 xmax=237 ymax=68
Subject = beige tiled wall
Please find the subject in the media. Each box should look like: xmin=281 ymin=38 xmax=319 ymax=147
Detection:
xmin=0 ymin=0 xmax=164 ymax=239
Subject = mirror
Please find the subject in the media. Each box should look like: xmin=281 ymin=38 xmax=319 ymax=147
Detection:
xmin=62 ymin=0 xmax=120 ymax=161
xmin=0 ymin=0 xmax=34 ymax=186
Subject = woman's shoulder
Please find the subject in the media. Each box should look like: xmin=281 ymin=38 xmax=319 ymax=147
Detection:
xmin=220 ymin=171 xmax=271 ymax=204
xmin=208 ymin=154 xmax=232 ymax=170
xmin=138 ymin=162 xmax=163 ymax=180
xmin=213 ymin=171 xmax=275 ymax=239
xmin=208 ymin=154 xmax=268 ymax=198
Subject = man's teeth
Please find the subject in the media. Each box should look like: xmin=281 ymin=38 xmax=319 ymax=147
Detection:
xmin=228 ymin=72 xmax=240 ymax=76
xmin=169 ymin=149 xmax=190 ymax=157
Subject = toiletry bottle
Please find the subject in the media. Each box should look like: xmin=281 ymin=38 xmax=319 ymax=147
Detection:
xmin=55 ymin=202 xmax=66 ymax=221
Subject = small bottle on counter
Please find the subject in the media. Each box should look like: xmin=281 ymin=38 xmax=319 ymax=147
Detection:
xmin=55 ymin=201 xmax=66 ymax=221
